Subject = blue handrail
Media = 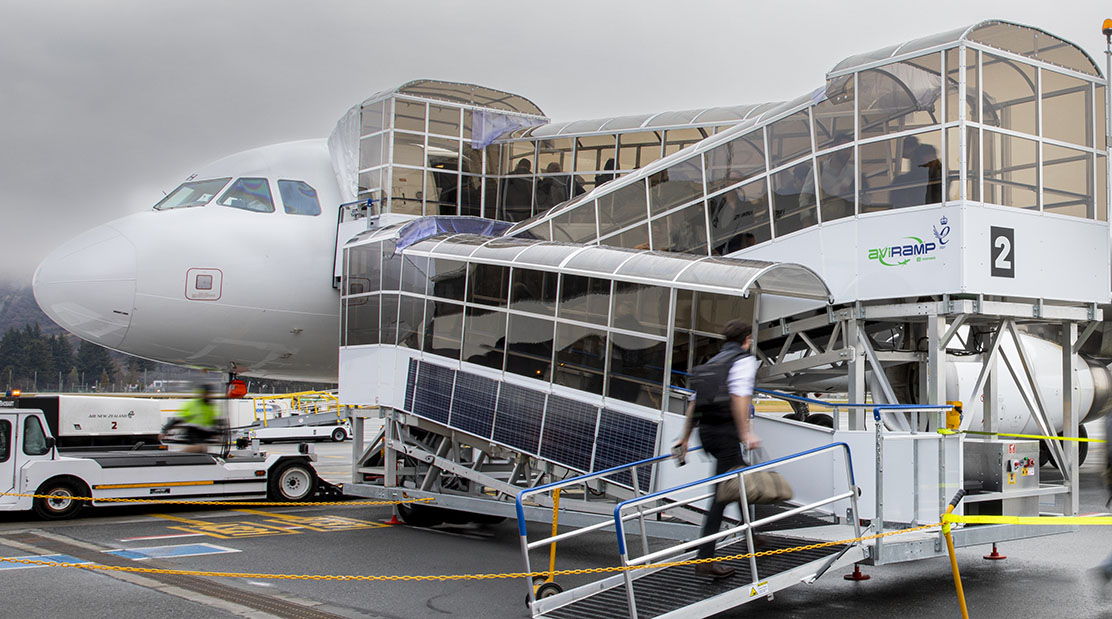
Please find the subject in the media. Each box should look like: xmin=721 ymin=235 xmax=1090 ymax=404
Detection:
xmin=611 ymin=442 xmax=855 ymax=556
xmin=514 ymin=445 xmax=704 ymax=537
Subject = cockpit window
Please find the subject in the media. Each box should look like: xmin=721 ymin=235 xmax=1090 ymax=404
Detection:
xmin=217 ymin=178 xmax=275 ymax=213
xmin=154 ymin=178 xmax=232 ymax=210
xmin=278 ymin=180 xmax=321 ymax=216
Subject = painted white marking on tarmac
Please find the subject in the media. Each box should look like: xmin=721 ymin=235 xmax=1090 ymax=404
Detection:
xmin=119 ymin=533 xmax=206 ymax=542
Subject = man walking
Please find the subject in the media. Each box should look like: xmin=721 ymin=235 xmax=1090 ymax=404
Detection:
xmin=677 ymin=319 xmax=761 ymax=578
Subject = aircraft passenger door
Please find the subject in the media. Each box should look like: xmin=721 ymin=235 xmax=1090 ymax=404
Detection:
xmin=0 ymin=415 xmax=15 ymax=501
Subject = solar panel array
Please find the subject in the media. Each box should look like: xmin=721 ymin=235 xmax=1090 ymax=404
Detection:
xmin=404 ymin=359 xmax=659 ymax=489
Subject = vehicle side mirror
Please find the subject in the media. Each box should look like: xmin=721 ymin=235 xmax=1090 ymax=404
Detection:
xmin=44 ymin=437 xmax=56 ymax=450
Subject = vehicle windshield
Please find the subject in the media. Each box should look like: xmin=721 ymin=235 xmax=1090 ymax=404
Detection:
xmin=154 ymin=177 xmax=232 ymax=210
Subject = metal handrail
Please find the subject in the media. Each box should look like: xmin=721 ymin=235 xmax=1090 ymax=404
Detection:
xmin=611 ymin=442 xmax=860 ymax=619
xmin=516 ymin=445 xmax=704 ymax=607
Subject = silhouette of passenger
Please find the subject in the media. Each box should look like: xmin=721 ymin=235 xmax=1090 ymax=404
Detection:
xmin=501 ymin=159 xmax=533 ymax=222
xmin=536 ymin=162 xmax=569 ymax=211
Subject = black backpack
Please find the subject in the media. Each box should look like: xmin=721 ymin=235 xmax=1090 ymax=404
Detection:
xmin=689 ymin=345 xmax=747 ymax=423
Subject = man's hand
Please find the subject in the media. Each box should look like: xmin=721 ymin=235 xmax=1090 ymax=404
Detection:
xmin=741 ymin=430 xmax=761 ymax=450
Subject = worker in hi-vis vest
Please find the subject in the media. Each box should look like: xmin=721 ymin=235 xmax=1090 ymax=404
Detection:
xmin=161 ymin=383 xmax=222 ymax=453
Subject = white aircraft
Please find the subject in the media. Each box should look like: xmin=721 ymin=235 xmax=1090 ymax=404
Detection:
xmin=33 ymin=139 xmax=343 ymax=383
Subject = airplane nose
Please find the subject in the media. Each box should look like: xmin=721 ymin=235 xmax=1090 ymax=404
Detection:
xmin=33 ymin=224 xmax=137 ymax=349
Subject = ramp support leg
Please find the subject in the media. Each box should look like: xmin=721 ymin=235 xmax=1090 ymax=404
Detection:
xmin=983 ymin=543 xmax=1006 ymax=560
xmin=843 ymin=563 xmax=870 ymax=581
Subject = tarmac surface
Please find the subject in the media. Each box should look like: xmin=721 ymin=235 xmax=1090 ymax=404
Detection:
xmin=1 ymin=432 xmax=1110 ymax=619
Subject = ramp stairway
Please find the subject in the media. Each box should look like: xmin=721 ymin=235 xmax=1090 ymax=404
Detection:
xmin=518 ymin=443 xmax=867 ymax=618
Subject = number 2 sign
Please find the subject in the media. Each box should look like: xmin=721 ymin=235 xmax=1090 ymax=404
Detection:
xmin=990 ymin=226 xmax=1014 ymax=278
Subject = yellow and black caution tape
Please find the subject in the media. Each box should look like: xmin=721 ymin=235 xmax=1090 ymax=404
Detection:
xmin=937 ymin=428 xmax=1105 ymax=443
xmin=0 ymin=491 xmax=433 ymax=508
xmin=943 ymin=513 xmax=1112 ymax=526
xmin=0 ymin=521 xmax=940 ymax=581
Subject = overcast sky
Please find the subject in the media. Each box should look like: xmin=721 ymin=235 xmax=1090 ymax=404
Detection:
xmin=2 ymin=0 xmax=1110 ymax=286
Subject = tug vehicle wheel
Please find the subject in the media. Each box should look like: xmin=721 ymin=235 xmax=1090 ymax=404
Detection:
xmin=33 ymin=479 xmax=85 ymax=520
xmin=268 ymin=461 xmax=318 ymax=501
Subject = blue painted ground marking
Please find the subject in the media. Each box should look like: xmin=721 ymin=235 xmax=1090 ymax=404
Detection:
xmin=105 ymin=543 xmax=240 ymax=560
xmin=0 ymin=554 xmax=89 ymax=570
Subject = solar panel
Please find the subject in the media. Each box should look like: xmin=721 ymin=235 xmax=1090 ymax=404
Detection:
xmin=493 ymin=382 xmax=545 ymax=455
xmin=412 ymin=361 xmax=454 ymax=424
xmin=539 ymin=395 xmax=598 ymax=473
xmin=449 ymin=372 xmax=498 ymax=439
xmin=593 ymin=409 xmax=659 ymax=491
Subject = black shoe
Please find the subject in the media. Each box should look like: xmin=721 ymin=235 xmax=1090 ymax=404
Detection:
xmin=694 ymin=562 xmax=736 ymax=579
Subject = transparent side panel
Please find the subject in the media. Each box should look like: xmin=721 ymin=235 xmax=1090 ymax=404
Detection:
xmin=860 ymin=130 xmax=942 ymax=211
xmin=611 ymin=283 xmax=669 ymax=337
xmin=536 ymin=175 xmax=571 ymax=211
xmin=380 ymin=293 xmax=399 ymax=346
xmin=505 ymin=314 xmax=554 ymax=381
xmin=394 ymin=99 xmax=426 ymax=133
xmin=551 ymin=201 xmax=596 ymax=243
xmin=618 ymin=131 xmax=663 ymax=170
xmin=663 ymin=128 xmax=707 ymax=157
xmin=607 ymin=334 xmax=665 ymax=406
xmin=504 ymin=141 xmax=537 ymax=176
xmin=983 ymin=130 xmax=1037 ymax=210
xmin=361 ymin=101 xmax=385 ymax=135
xmin=816 ymin=146 xmax=855 ymax=222
xmin=397 ymin=294 xmax=425 ymax=350
xmin=429 ymin=259 xmax=467 ymax=301
xmin=705 ymin=133 xmax=766 ymax=194
xmin=400 ymin=254 xmax=429 ymax=295
xmin=463 ymin=307 xmax=505 ymax=370
xmin=360 ymin=134 xmax=385 ymax=170
xmin=575 ymin=135 xmax=617 ymax=175
xmin=428 ymin=104 xmax=461 ymax=138
xmin=559 ymin=275 xmax=610 ymax=325
xmin=598 ymin=180 xmax=648 ymax=237
xmin=651 ymin=201 xmax=708 ymax=255
xmin=945 ymin=48 xmax=979 ymax=123
xmin=345 ymin=244 xmax=380 ymax=295
xmin=766 ymin=110 xmax=812 ymax=169
xmin=1042 ymin=144 xmax=1092 ymax=218
xmin=1042 ymin=70 xmax=1092 ymax=147
xmin=771 ymin=161 xmax=817 ymax=236
xmin=427 ymin=169 xmax=459 ymax=215
xmin=946 ymin=126 xmax=980 ymax=202
xmin=358 ymin=168 xmax=383 ymax=195
xmin=610 ymin=224 xmax=649 ymax=250
xmin=423 ymin=299 xmax=464 ymax=359
xmin=813 ymin=76 xmax=855 ymax=151
xmin=466 ymin=263 xmax=509 ymax=307
xmin=510 ymin=268 xmax=558 ymax=316
xmin=695 ymin=293 xmax=753 ymax=335
xmin=500 ymin=173 xmax=534 ymax=222
xmin=393 ymin=131 xmax=426 ymax=168
xmin=391 ymin=197 xmax=424 ymax=216
xmin=649 ymin=156 xmax=704 ymax=216
xmin=381 ymin=242 xmax=402 ymax=291
xmin=345 ymin=295 xmax=380 ymax=346
xmin=537 ymin=138 xmax=574 ymax=177
xmin=460 ymin=175 xmax=482 ymax=217
xmin=553 ymin=323 xmax=607 ymax=395
xmin=981 ymin=53 xmax=1037 ymax=136
xmin=709 ymin=178 xmax=769 ymax=254
xmin=859 ymin=53 xmax=942 ymax=139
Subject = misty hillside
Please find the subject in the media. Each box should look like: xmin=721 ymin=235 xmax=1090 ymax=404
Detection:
xmin=0 ymin=284 xmax=63 ymax=336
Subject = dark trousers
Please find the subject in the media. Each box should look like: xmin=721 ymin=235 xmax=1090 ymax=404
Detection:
xmin=696 ymin=421 xmax=746 ymax=559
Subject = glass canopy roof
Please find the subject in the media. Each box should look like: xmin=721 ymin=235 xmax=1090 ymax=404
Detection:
xmin=512 ymin=103 xmax=776 ymax=139
xmin=362 ymin=79 xmax=546 ymax=116
xmin=829 ymin=19 xmax=1101 ymax=78
xmin=396 ymin=233 xmax=831 ymax=301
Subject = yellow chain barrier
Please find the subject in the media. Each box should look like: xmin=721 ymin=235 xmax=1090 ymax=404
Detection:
xmin=0 ymin=491 xmax=433 ymax=508
xmin=943 ymin=513 xmax=1112 ymax=526
xmin=0 ymin=521 xmax=942 ymax=582
xmin=937 ymin=428 xmax=1106 ymax=443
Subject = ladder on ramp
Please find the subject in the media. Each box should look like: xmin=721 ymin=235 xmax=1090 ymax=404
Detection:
xmin=519 ymin=443 xmax=866 ymax=618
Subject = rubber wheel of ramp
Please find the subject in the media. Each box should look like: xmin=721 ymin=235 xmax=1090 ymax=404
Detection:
xmin=268 ymin=461 xmax=318 ymax=501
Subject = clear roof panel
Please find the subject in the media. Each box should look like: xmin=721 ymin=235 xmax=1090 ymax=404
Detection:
xmin=563 ymin=245 xmax=640 ymax=275
xmin=615 ymin=252 xmax=703 ymax=281
xmin=393 ymin=80 xmax=546 ymax=116
xmin=470 ymin=237 xmax=535 ymax=262
xmin=829 ymin=21 xmax=1101 ymax=78
xmin=512 ymin=243 xmax=584 ymax=269
xmin=597 ymin=113 xmax=658 ymax=131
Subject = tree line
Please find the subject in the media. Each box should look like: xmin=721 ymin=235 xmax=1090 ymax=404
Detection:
xmin=0 ymin=323 xmax=150 ymax=391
